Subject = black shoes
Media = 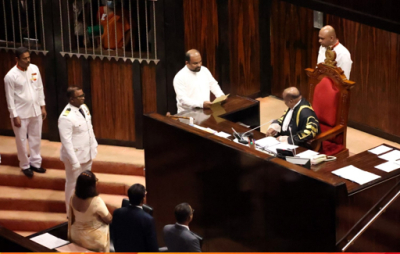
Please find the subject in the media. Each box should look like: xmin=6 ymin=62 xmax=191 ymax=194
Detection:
xmin=30 ymin=165 xmax=46 ymax=173
xmin=21 ymin=168 xmax=34 ymax=178
xmin=21 ymin=166 xmax=46 ymax=178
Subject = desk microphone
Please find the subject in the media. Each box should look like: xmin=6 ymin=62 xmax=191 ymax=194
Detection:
xmin=242 ymin=119 xmax=274 ymax=135
xmin=289 ymin=127 xmax=296 ymax=156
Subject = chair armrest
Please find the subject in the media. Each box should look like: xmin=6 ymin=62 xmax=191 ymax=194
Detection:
xmin=309 ymin=125 xmax=346 ymax=151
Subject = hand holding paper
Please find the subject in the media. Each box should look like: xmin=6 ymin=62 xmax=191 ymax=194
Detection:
xmin=212 ymin=94 xmax=230 ymax=104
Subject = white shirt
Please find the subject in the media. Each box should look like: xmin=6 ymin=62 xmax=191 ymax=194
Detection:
xmin=4 ymin=64 xmax=45 ymax=119
xmin=282 ymin=99 xmax=302 ymax=132
xmin=58 ymin=103 xmax=98 ymax=166
xmin=176 ymin=223 xmax=190 ymax=231
xmin=173 ymin=66 xmax=224 ymax=113
xmin=317 ymin=43 xmax=353 ymax=79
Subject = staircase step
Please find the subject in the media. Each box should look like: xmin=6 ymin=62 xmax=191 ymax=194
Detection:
xmin=0 ymin=210 xmax=67 ymax=232
xmin=0 ymin=136 xmax=145 ymax=176
xmin=0 ymin=165 xmax=145 ymax=196
xmin=0 ymin=186 xmax=126 ymax=214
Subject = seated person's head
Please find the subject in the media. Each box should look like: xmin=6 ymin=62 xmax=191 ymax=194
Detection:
xmin=282 ymin=87 xmax=302 ymax=109
xmin=75 ymin=170 xmax=99 ymax=199
xmin=128 ymin=183 xmax=146 ymax=206
xmin=174 ymin=203 xmax=194 ymax=225
xmin=107 ymin=0 xmax=122 ymax=14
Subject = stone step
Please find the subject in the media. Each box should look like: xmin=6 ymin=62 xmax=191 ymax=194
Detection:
xmin=0 ymin=210 xmax=67 ymax=232
xmin=0 ymin=186 xmax=126 ymax=214
xmin=0 ymin=136 xmax=145 ymax=176
xmin=0 ymin=165 xmax=145 ymax=196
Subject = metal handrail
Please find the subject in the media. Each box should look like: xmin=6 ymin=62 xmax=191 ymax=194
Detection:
xmin=342 ymin=188 xmax=400 ymax=251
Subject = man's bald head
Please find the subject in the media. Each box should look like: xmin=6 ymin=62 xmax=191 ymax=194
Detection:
xmin=282 ymin=87 xmax=302 ymax=109
xmin=185 ymin=49 xmax=202 ymax=72
xmin=319 ymin=25 xmax=338 ymax=48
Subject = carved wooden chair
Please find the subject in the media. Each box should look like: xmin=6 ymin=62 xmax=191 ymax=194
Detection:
xmin=305 ymin=49 xmax=355 ymax=156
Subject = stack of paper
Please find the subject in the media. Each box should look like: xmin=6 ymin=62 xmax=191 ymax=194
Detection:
xmin=332 ymin=165 xmax=381 ymax=185
xmin=368 ymin=145 xmax=393 ymax=155
xmin=30 ymin=233 xmax=69 ymax=249
xmin=378 ymin=150 xmax=400 ymax=161
xmin=255 ymin=137 xmax=280 ymax=148
xmin=215 ymin=131 xmax=231 ymax=138
xmin=375 ymin=161 xmax=400 ymax=173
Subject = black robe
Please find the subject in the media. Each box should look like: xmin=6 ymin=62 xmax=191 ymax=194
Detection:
xmin=273 ymin=98 xmax=320 ymax=146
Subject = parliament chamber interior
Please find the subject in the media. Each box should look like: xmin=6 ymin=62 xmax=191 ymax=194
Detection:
xmin=1 ymin=0 xmax=400 ymax=252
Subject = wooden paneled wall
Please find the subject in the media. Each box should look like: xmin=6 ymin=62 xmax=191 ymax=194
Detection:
xmin=228 ymin=0 xmax=260 ymax=96
xmin=270 ymin=0 xmax=400 ymax=141
xmin=183 ymin=0 xmax=219 ymax=79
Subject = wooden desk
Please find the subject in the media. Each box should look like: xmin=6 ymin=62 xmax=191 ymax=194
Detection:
xmin=144 ymin=98 xmax=400 ymax=252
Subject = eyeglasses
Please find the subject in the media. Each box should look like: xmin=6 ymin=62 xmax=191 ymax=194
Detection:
xmin=74 ymin=93 xmax=85 ymax=98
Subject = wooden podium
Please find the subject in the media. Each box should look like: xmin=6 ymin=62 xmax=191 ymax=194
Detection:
xmin=144 ymin=96 xmax=400 ymax=252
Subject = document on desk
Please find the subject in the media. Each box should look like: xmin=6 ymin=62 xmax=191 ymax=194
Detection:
xmin=56 ymin=243 xmax=93 ymax=252
xmin=215 ymin=131 xmax=231 ymax=138
xmin=368 ymin=145 xmax=393 ymax=155
xmin=296 ymin=150 xmax=319 ymax=159
xmin=378 ymin=149 xmax=400 ymax=161
xmin=212 ymin=94 xmax=230 ymax=104
xmin=255 ymin=137 xmax=280 ymax=148
xmin=30 ymin=233 xmax=69 ymax=249
xmin=375 ymin=161 xmax=400 ymax=172
xmin=332 ymin=165 xmax=381 ymax=185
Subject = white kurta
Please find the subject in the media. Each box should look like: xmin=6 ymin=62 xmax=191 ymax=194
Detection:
xmin=317 ymin=43 xmax=353 ymax=79
xmin=4 ymin=64 xmax=45 ymax=119
xmin=173 ymin=66 xmax=224 ymax=113
xmin=4 ymin=64 xmax=45 ymax=170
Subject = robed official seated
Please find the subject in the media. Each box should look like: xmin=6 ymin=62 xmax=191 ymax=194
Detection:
xmin=266 ymin=87 xmax=320 ymax=148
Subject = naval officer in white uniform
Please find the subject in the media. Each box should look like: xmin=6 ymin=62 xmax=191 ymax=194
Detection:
xmin=58 ymin=86 xmax=98 ymax=212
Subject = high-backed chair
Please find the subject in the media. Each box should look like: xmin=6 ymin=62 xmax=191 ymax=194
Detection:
xmin=305 ymin=49 xmax=355 ymax=156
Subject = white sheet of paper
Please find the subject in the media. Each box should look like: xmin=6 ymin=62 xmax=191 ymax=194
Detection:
xmin=378 ymin=150 xmax=400 ymax=161
xmin=296 ymin=150 xmax=319 ymax=159
xmin=375 ymin=161 xmax=400 ymax=172
xmin=255 ymin=137 xmax=280 ymax=148
xmin=332 ymin=165 xmax=381 ymax=185
xmin=215 ymin=132 xmax=231 ymax=138
xmin=192 ymin=124 xmax=216 ymax=134
xmin=368 ymin=145 xmax=393 ymax=155
xmin=30 ymin=233 xmax=69 ymax=249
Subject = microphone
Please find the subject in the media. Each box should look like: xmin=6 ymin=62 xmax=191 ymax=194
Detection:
xmin=289 ymin=127 xmax=296 ymax=156
xmin=242 ymin=119 xmax=274 ymax=135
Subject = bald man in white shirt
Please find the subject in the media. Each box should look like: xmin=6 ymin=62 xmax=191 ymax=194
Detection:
xmin=317 ymin=25 xmax=352 ymax=79
xmin=4 ymin=47 xmax=47 ymax=178
xmin=173 ymin=49 xmax=225 ymax=113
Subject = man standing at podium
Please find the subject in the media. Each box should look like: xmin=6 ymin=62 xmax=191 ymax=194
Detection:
xmin=173 ymin=49 xmax=225 ymax=113
xmin=266 ymin=87 xmax=319 ymax=147
xmin=317 ymin=25 xmax=352 ymax=79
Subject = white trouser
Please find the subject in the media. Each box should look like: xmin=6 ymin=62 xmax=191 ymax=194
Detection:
xmin=64 ymin=159 xmax=93 ymax=213
xmin=11 ymin=115 xmax=43 ymax=170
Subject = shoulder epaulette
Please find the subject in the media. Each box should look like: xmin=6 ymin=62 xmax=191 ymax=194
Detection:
xmin=63 ymin=108 xmax=71 ymax=117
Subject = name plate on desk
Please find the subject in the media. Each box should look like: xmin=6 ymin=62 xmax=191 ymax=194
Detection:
xmin=286 ymin=156 xmax=311 ymax=169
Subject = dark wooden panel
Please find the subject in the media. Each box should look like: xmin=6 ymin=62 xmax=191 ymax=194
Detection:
xmin=0 ymin=51 xmax=17 ymax=131
xmin=66 ymin=56 xmax=83 ymax=88
xmin=325 ymin=15 xmax=400 ymax=137
xmin=90 ymin=58 xmax=135 ymax=142
xmin=183 ymin=0 xmax=219 ymax=79
xmin=228 ymin=0 xmax=261 ymax=97
xmin=270 ymin=0 xmax=319 ymax=98
xmin=141 ymin=62 xmax=157 ymax=114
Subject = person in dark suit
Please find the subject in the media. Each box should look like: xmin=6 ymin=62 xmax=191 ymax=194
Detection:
xmin=163 ymin=203 xmax=201 ymax=252
xmin=111 ymin=184 xmax=159 ymax=252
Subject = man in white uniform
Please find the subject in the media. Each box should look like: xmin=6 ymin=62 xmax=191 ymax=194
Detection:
xmin=317 ymin=25 xmax=353 ymax=79
xmin=173 ymin=49 xmax=225 ymax=113
xmin=4 ymin=47 xmax=47 ymax=178
xmin=58 ymin=86 xmax=98 ymax=212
